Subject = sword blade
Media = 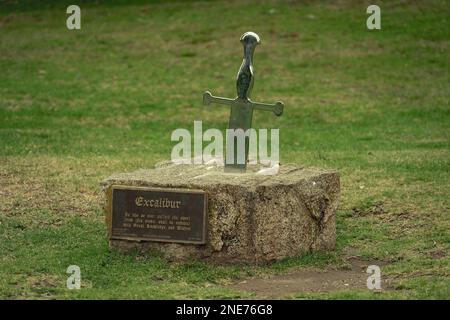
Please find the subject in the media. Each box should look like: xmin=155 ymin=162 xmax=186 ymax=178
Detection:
xmin=226 ymin=101 xmax=253 ymax=173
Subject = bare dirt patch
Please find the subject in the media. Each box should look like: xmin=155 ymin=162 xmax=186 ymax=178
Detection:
xmin=225 ymin=258 xmax=391 ymax=298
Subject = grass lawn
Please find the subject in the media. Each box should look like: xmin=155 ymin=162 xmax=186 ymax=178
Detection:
xmin=0 ymin=0 xmax=448 ymax=299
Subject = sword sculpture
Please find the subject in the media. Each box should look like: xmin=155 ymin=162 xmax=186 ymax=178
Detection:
xmin=203 ymin=31 xmax=284 ymax=173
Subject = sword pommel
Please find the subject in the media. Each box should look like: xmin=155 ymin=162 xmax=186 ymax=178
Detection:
xmin=240 ymin=32 xmax=260 ymax=46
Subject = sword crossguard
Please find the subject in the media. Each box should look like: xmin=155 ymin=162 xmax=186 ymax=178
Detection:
xmin=252 ymin=100 xmax=284 ymax=116
xmin=203 ymin=91 xmax=283 ymax=116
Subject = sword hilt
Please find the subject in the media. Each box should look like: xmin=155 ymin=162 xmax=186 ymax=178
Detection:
xmin=236 ymin=32 xmax=260 ymax=100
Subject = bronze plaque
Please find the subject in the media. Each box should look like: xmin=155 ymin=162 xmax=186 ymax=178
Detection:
xmin=109 ymin=186 xmax=207 ymax=244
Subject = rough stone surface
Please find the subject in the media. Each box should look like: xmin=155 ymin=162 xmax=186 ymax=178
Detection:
xmin=100 ymin=163 xmax=340 ymax=263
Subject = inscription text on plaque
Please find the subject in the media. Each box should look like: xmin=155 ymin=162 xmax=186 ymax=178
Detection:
xmin=109 ymin=186 xmax=207 ymax=244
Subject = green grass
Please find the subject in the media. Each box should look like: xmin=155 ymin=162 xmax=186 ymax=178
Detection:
xmin=0 ymin=0 xmax=449 ymax=299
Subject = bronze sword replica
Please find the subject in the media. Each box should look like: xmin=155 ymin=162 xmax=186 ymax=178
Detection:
xmin=203 ymin=31 xmax=284 ymax=173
